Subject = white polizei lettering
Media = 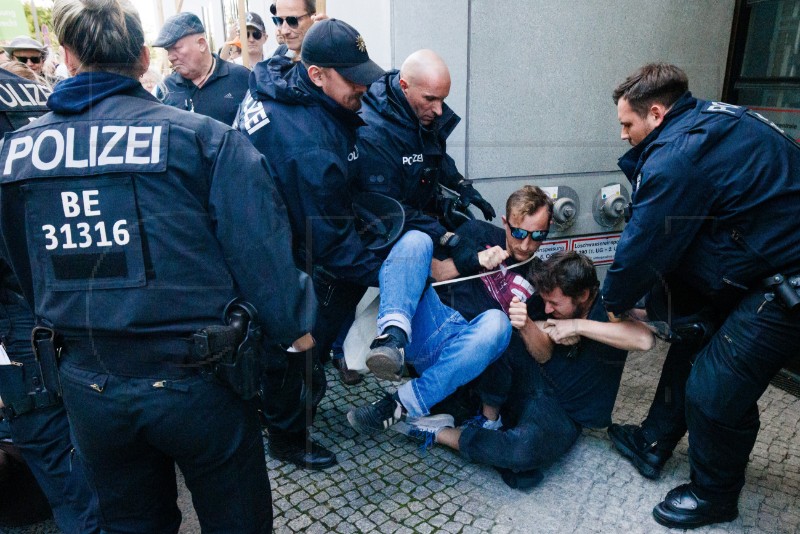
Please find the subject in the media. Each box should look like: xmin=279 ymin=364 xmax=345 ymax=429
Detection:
xmin=65 ymin=128 xmax=88 ymax=168
xmin=126 ymin=127 xmax=151 ymax=164
xmin=4 ymin=125 xmax=161 ymax=174
xmin=31 ymin=130 xmax=64 ymax=171
xmin=244 ymin=99 xmax=270 ymax=135
xmin=0 ymin=85 xmax=17 ymax=107
xmin=82 ymin=190 xmax=101 ymax=216
xmin=1 ymin=84 xmax=26 ymax=107
xmin=89 ymin=126 xmax=98 ymax=167
xmin=3 ymin=136 xmax=33 ymax=175
xmin=98 ymin=126 xmax=125 ymax=165
xmin=61 ymin=192 xmax=80 ymax=217
xmin=16 ymin=84 xmax=37 ymax=107
xmin=29 ymin=84 xmax=50 ymax=105
xmin=707 ymin=102 xmax=740 ymax=115
xmin=401 ymin=154 xmax=423 ymax=165
xmin=151 ymin=126 xmax=161 ymax=164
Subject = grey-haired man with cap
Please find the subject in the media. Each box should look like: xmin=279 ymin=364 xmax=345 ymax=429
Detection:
xmin=154 ymin=11 xmax=250 ymax=125
xmin=3 ymin=36 xmax=47 ymax=76
xmin=236 ymin=18 xmax=385 ymax=471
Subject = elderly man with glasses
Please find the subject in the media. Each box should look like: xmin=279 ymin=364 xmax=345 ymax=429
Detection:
xmin=153 ymin=12 xmax=250 ymax=125
xmin=3 ymin=37 xmax=46 ymax=76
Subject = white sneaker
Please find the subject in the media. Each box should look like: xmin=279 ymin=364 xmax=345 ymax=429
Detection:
xmin=394 ymin=414 xmax=455 ymax=450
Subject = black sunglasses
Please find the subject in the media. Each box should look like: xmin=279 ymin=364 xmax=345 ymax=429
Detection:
xmin=271 ymin=13 xmax=309 ymax=28
xmin=247 ymin=29 xmax=263 ymax=40
xmin=15 ymin=55 xmax=42 ymax=65
xmin=509 ymin=225 xmax=549 ymax=242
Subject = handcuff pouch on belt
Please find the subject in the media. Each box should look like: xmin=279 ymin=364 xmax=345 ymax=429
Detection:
xmin=762 ymin=273 xmax=800 ymax=313
xmin=193 ymin=299 xmax=265 ymax=400
xmin=0 ymin=327 xmax=62 ymax=418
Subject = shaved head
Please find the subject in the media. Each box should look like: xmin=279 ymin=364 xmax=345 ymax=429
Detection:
xmin=398 ymin=49 xmax=451 ymax=126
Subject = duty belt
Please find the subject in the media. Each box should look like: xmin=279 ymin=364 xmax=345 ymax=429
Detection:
xmin=762 ymin=273 xmax=800 ymax=313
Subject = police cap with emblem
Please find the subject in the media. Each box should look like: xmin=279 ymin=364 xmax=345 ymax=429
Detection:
xmin=153 ymin=12 xmax=205 ymax=48
xmin=301 ymin=19 xmax=384 ymax=86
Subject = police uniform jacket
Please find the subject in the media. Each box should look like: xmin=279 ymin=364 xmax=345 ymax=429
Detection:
xmin=0 ymin=72 xmax=314 ymax=345
xmin=0 ymin=68 xmax=50 ymax=135
xmin=156 ymin=55 xmax=250 ymax=126
xmin=0 ymin=67 xmax=49 ymax=302
xmin=602 ymin=92 xmax=800 ymax=314
xmin=356 ymin=70 xmax=462 ymax=241
xmin=237 ymin=55 xmax=382 ymax=286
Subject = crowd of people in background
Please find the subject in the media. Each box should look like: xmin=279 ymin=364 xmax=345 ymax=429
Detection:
xmin=1 ymin=0 xmax=798 ymax=533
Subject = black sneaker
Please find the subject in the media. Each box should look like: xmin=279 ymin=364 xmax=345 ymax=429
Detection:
xmin=608 ymin=423 xmax=672 ymax=479
xmin=347 ymin=392 xmax=404 ymax=435
xmin=366 ymin=327 xmax=406 ymax=381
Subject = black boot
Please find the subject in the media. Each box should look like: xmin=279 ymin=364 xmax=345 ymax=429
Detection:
xmin=608 ymin=423 xmax=672 ymax=479
xmin=653 ymin=484 xmax=738 ymax=529
xmin=268 ymin=431 xmax=337 ymax=471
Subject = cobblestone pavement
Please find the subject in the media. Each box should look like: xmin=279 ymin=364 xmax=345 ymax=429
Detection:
xmin=6 ymin=341 xmax=799 ymax=533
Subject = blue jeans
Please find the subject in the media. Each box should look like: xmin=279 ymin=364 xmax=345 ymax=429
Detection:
xmin=377 ymin=231 xmax=512 ymax=418
xmin=0 ymin=293 xmax=99 ymax=533
xmin=462 ymin=336 xmax=581 ymax=472
xmin=59 ymin=353 xmax=271 ymax=534
xmin=685 ymin=289 xmax=800 ymax=502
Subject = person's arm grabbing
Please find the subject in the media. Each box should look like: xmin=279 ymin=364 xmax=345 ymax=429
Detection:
xmin=508 ymin=297 xmax=554 ymax=363
xmin=545 ymin=316 xmax=655 ymax=352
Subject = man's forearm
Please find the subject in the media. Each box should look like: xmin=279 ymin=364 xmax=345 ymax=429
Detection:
xmin=572 ymin=318 xmax=654 ymax=351
xmin=519 ymin=320 xmax=553 ymax=363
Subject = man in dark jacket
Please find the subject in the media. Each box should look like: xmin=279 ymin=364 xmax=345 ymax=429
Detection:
xmin=154 ymin=12 xmax=250 ymax=125
xmin=237 ymin=18 xmax=385 ymax=470
xmin=356 ymin=49 xmax=495 ymax=243
xmin=0 ymin=2 xmax=314 ymax=531
xmin=0 ymin=67 xmax=100 ymax=534
xmin=603 ymin=63 xmax=800 ymax=529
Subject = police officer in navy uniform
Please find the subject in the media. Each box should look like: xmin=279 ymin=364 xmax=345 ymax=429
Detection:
xmin=0 ymin=1 xmax=315 ymax=532
xmin=602 ymin=63 xmax=800 ymax=529
xmin=0 ymin=67 xmax=100 ymax=534
xmin=356 ymin=48 xmax=495 ymax=242
xmin=237 ymin=18 xmax=384 ymax=470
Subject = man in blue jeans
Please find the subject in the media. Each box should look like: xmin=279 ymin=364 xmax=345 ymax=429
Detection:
xmin=408 ymin=252 xmax=654 ymax=488
xmin=347 ymin=230 xmax=512 ymax=434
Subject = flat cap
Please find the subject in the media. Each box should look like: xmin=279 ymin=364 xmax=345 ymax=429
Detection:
xmin=153 ymin=12 xmax=205 ymax=48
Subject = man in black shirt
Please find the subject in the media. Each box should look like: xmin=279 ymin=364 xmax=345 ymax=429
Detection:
xmin=154 ymin=12 xmax=250 ymax=125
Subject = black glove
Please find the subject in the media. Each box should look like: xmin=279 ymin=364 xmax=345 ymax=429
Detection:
xmin=459 ymin=182 xmax=496 ymax=221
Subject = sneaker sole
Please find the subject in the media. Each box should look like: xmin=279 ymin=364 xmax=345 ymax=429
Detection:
xmin=366 ymin=353 xmax=403 ymax=382
xmin=609 ymin=431 xmax=661 ymax=480
xmin=347 ymin=409 xmax=381 ymax=436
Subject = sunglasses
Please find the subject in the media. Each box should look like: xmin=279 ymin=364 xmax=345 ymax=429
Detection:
xmin=509 ymin=225 xmax=549 ymax=242
xmin=271 ymin=13 xmax=309 ymax=28
xmin=15 ymin=55 xmax=42 ymax=65
xmin=247 ymin=29 xmax=263 ymax=40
